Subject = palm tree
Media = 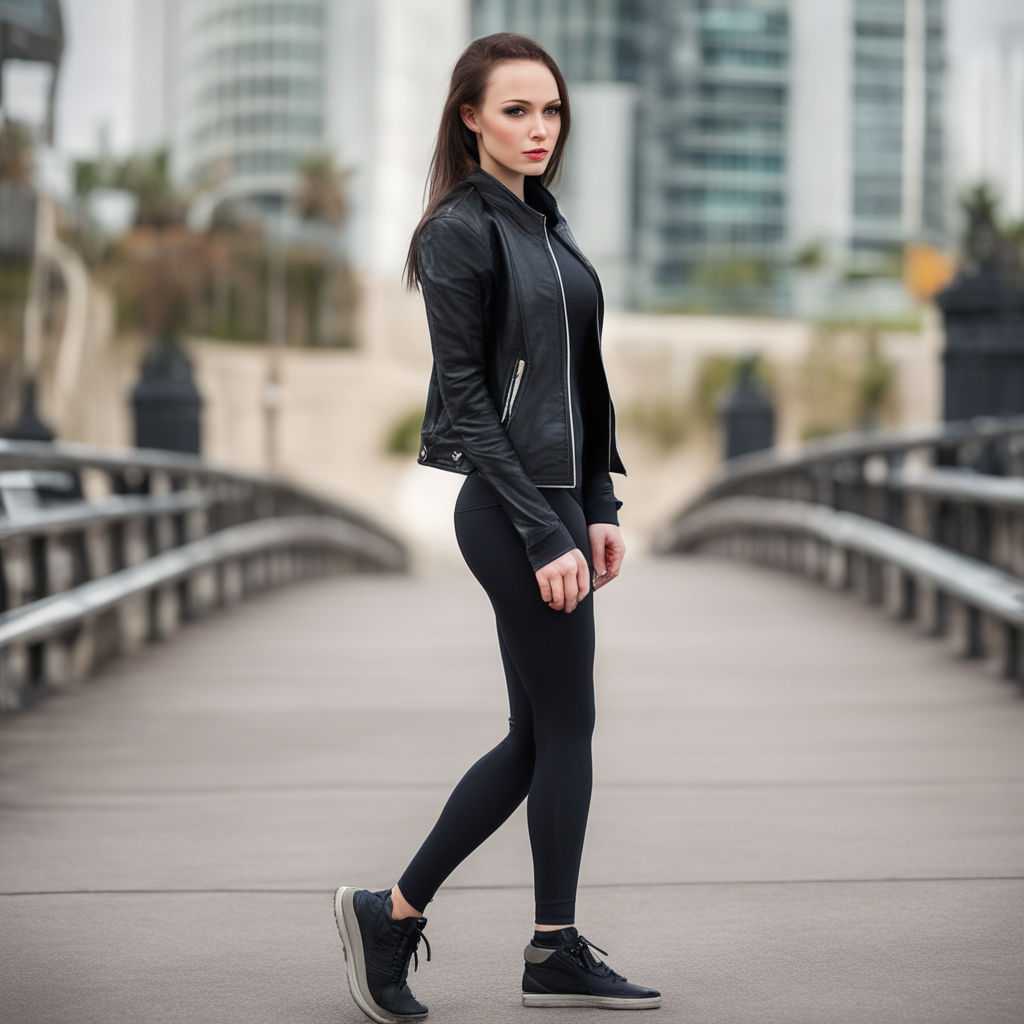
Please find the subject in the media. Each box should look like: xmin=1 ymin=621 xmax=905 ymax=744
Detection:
xmin=0 ymin=118 xmax=34 ymax=183
xmin=291 ymin=151 xmax=355 ymax=346
xmin=959 ymin=183 xmax=1000 ymax=262
xmin=116 ymin=148 xmax=186 ymax=228
xmin=294 ymin=151 xmax=349 ymax=227
xmin=791 ymin=238 xmax=827 ymax=271
xmin=955 ymin=181 xmax=1024 ymax=284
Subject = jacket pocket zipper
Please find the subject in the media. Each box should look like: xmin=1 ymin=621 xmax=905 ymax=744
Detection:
xmin=501 ymin=358 xmax=526 ymax=423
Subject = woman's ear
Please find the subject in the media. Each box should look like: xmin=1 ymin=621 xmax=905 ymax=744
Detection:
xmin=460 ymin=103 xmax=481 ymax=134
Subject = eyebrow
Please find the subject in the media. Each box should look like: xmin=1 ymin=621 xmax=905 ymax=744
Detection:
xmin=500 ymin=98 xmax=562 ymax=105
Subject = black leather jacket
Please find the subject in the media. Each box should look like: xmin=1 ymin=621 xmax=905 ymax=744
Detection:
xmin=415 ymin=166 xmax=627 ymax=572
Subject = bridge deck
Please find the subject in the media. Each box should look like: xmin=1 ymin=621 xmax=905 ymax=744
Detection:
xmin=2 ymin=555 xmax=1022 ymax=1024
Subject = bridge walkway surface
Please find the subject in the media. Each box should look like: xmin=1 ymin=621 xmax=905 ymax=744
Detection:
xmin=1 ymin=554 xmax=1022 ymax=1024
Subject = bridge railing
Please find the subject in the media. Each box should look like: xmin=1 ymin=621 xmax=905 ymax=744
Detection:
xmin=0 ymin=439 xmax=408 ymax=711
xmin=652 ymin=416 xmax=1024 ymax=689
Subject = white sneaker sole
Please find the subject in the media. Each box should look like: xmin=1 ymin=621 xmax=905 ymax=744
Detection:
xmin=522 ymin=992 xmax=661 ymax=1009
xmin=333 ymin=886 xmax=428 ymax=1024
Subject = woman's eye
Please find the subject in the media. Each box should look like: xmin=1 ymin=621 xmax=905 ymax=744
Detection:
xmin=503 ymin=105 xmax=561 ymax=116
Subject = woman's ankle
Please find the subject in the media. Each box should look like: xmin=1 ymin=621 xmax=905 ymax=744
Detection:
xmin=390 ymin=884 xmax=424 ymax=920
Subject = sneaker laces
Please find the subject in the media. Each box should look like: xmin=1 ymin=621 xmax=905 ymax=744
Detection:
xmin=390 ymin=918 xmax=431 ymax=986
xmin=565 ymin=934 xmax=627 ymax=982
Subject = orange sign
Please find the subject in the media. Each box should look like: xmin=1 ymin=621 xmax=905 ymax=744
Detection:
xmin=904 ymin=243 xmax=957 ymax=300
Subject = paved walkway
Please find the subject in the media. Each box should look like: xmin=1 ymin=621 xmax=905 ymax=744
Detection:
xmin=2 ymin=554 xmax=1022 ymax=1024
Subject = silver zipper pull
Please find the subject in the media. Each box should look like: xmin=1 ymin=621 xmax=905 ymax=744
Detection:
xmin=508 ymin=359 xmax=525 ymax=411
xmin=501 ymin=359 xmax=527 ymax=423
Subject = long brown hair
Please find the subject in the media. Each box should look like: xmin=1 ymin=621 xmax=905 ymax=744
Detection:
xmin=403 ymin=33 xmax=572 ymax=291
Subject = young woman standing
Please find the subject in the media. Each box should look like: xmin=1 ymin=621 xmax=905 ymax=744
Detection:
xmin=334 ymin=33 xmax=661 ymax=1022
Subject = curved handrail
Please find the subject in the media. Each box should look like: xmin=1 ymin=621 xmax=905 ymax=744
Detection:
xmin=0 ymin=491 xmax=210 ymax=538
xmin=0 ymin=516 xmax=403 ymax=648
xmin=670 ymin=414 xmax=1024 ymax=516
xmin=0 ymin=438 xmax=401 ymax=545
xmin=652 ymin=415 xmax=1024 ymax=688
xmin=0 ymin=439 xmax=410 ymax=710
xmin=667 ymin=496 xmax=1024 ymax=626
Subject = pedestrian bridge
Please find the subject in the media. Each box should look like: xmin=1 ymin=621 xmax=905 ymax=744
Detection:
xmin=1 ymin=426 xmax=1023 ymax=1024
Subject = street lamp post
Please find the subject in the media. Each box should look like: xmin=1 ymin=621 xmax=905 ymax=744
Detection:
xmin=264 ymin=222 xmax=286 ymax=473
xmin=187 ymin=192 xmax=289 ymax=474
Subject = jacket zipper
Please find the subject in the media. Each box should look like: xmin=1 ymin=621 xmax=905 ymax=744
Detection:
xmin=542 ymin=220 xmax=576 ymax=489
xmin=501 ymin=358 xmax=526 ymax=423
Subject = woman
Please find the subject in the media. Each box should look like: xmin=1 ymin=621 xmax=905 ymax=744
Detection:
xmin=334 ymin=33 xmax=661 ymax=1021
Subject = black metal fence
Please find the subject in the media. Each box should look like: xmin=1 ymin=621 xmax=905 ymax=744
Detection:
xmin=0 ymin=439 xmax=408 ymax=711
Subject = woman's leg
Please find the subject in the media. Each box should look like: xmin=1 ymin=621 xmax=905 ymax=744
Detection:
xmin=395 ymin=476 xmax=596 ymax=927
xmin=394 ymin=474 xmax=542 ymax=916
xmin=469 ymin=490 xmax=596 ymax=926
xmin=395 ymin=616 xmax=537 ymax=915
xmin=391 ymin=634 xmax=535 ymax=916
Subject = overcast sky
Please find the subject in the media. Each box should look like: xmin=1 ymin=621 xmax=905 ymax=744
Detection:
xmin=5 ymin=0 xmax=1024 ymax=159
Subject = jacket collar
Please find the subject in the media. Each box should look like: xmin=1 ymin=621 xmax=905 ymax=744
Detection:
xmin=466 ymin=166 xmax=561 ymax=235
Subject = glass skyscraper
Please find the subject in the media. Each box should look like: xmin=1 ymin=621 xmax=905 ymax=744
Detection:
xmin=472 ymin=0 xmax=789 ymax=311
xmin=173 ymin=0 xmax=329 ymax=209
xmin=643 ymin=1 xmax=789 ymax=308
xmin=471 ymin=0 xmax=947 ymax=315
xmin=848 ymin=0 xmax=946 ymax=266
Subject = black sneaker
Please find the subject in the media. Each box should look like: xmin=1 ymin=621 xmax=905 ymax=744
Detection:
xmin=522 ymin=927 xmax=661 ymax=1010
xmin=333 ymin=886 xmax=431 ymax=1023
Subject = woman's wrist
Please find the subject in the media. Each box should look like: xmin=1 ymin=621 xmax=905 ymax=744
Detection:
xmin=527 ymin=523 xmax=577 ymax=574
xmin=584 ymin=502 xmax=620 ymax=527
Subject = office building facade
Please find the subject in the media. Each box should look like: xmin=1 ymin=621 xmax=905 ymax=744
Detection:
xmin=473 ymin=0 xmax=948 ymax=315
xmin=955 ymin=29 xmax=1024 ymax=223
xmin=172 ymin=0 xmax=329 ymax=207
xmin=472 ymin=0 xmax=789 ymax=311
xmin=132 ymin=0 xmax=465 ymax=279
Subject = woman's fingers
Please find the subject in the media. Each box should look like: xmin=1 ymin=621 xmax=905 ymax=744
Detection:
xmin=535 ymin=549 xmax=590 ymax=613
xmin=548 ymin=571 xmax=565 ymax=611
xmin=590 ymin=532 xmax=607 ymax=577
xmin=606 ymin=537 xmax=625 ymax=575
xmin=562 ymin=563 xmax=579 ymax=613
xmin=588 ymin=524 xmax=625 ymax=589
xmin=574 ymin=549 xmax=591 ymax=604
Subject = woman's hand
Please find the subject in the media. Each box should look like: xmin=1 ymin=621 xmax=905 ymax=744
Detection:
xmin=535 ymin=548 xmax=590 ymax=613
xmin=588 ymin=523 xmax=625 ymax=590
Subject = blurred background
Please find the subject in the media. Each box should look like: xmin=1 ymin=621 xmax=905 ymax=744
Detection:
xmin=3 ymin=12 xmax=1024 ymax=1017
xmin=1 ymin=0 xmax=1022 ymax=568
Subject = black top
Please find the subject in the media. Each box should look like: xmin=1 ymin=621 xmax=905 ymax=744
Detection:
xmin=547 ymin=227 xmax=594 ymax=503
xmin=518 ymin=191 xmax=618 ymax=529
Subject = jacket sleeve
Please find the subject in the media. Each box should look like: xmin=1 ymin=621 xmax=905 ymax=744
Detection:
xmin=582 ymin=470 xmax=623 ymax=527
xmin=417 ymin=214 xmax=577 ymax=572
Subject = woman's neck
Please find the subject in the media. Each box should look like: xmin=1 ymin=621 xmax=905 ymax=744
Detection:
xmin=478 ymin=158 xmax=525 ymax=201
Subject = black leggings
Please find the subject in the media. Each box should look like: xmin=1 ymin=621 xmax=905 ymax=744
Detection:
xmin=396 ymin=471 xmax=596 ymax=925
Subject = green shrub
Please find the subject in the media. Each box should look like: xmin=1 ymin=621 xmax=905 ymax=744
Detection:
xmin=692 ymin=354 xmax=741 ymax=427
xmin=385 ymin=405 xmax=425 ymax=455
xmin=620 ymin=396 xmax=690 ymax=451
xmin=800 ymin=422 xmax=843 ymax=442
xmin=692 ymin=353 xmax=777 ymax=429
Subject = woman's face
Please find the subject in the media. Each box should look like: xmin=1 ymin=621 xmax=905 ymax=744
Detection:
xmin=461 ymin=59 xmax=562 ymax=198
